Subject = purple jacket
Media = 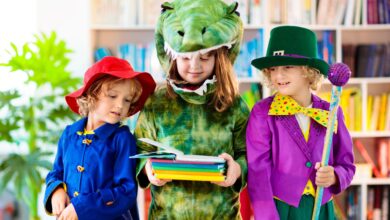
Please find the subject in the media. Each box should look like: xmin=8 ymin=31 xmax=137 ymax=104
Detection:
xmin=246 ymin=94 xmax=355 ymax=220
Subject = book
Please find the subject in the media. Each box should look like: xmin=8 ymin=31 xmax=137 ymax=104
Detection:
xmin=153 ymin=173 xmax=225 ymax=182
xmin=130 ymin=138 xmax=226 ymax=163
xmin=354 ymin=140 xmax=384 ymax=178
xmin=150 ymin=158 xmax=226 ymax=182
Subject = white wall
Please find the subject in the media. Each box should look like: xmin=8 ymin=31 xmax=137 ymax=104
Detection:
xmin=0 ymin=1 xmax=90 ymax=219
xmin=36 ymin=0 xmax=91 ymax=77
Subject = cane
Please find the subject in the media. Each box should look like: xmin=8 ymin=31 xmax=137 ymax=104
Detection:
xmin=312 ymin=63 xmax=351 ymax=220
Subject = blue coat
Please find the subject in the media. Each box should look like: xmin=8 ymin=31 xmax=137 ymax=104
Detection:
xmin=44 ymin=118 xmax=139 ymax=220
xmin=246 ymin=94 xmax=356 ymax=220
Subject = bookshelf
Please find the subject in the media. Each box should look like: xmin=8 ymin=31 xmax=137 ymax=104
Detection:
xmin=90 ymin=0 xmax=390 ymax=219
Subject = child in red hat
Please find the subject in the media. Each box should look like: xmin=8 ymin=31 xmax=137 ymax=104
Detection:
xmin=43 ymin=56 xmax=156 ymax=220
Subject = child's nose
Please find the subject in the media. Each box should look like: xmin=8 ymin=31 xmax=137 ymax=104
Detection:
xmin=189 ymin=56 xmax=201 ymax=71
xmin=273 ymin=67 xmax=284 ymax=77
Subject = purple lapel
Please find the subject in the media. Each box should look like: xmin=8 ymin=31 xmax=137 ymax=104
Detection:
xmin=307 ymin=95 xmax=327 ymax=157
xmin=277 ymin=115 xmax=311 ymax=160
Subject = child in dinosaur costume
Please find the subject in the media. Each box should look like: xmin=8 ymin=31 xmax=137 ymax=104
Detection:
xmin=134 ymin=0 xmax=249 ymax=219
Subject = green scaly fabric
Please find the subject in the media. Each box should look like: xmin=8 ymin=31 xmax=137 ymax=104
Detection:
xmin=135 ymin=1 xmax=248 ymax=219
xmin=155 ymin=0 xmax=243 ymax=72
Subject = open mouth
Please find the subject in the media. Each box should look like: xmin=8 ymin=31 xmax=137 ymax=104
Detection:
xmin=278 ymin=82 xmax=290 ymax=86
xmin=111 ymin=111 xmax=121 ymax=117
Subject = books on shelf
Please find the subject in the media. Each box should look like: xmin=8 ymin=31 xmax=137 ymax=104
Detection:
xmin=354 ymin=139 xmax=384 ymax=178
xmin=367 ymin=186 xmax=390 ymax=220
xmin=354 ymin=138 xmax=390 ymax=179
xmin=343 ymin=43 xmax=390 ymax=78
xmin=318 ymin=87 xmax=362 ymax=131
xmin=91 ymin=0 xmax=390 ymax=27
xmin=366 ymin=92 xmax=390 ymax=131
xmin=94 ymin=28 xmax=265 ymax=81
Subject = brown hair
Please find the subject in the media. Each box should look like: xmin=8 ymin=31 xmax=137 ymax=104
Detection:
xmin=166 ymin=47 xmax=238 ymax=112
xmin=261 ymin=66 xmax=324 ymax=91
xmin=76 ymin=75 xmax=142 ymax=117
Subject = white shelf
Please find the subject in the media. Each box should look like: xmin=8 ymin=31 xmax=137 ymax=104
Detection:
xmin=91 ymin=25 xmax=155 ymax=30
xmin=351 ymin=131 xmax=390 ymax=138
xmin=322 ymin=77 xmax=390 ymax=85
xmin=352 ymin=178 xmax=390 ymax=185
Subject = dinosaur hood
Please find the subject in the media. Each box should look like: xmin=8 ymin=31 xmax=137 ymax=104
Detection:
xmin=155 ymin=0 xmax=243 ymax=73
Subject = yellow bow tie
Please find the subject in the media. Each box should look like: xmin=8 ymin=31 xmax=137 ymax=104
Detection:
xmin=269 ymin=94 xmax=337 ymax=131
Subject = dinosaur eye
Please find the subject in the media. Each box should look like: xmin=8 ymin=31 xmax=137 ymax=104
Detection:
xmin=178 ymin=31 xmax=185 ymax=37
xmin=161 ymin=4 xmax=173 ymax=13
xmin=202 ymin=27 xmax=207 ymax=35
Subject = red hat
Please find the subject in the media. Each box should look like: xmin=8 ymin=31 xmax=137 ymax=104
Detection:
xmin=65 ymin=56 xmax=156 ymax=116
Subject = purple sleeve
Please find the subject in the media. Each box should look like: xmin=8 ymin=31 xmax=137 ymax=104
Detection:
xmin=246 ymin=101 xmax=279 ymax=220
xmin=330 ymin=106 xmax=356 ymax=194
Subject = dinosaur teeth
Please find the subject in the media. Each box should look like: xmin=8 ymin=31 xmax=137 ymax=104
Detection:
xmin=164 ymin=41 xmax=236 ymax=60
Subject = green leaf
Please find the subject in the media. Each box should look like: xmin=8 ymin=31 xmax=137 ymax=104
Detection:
xmin=0 ymin=31 xmax=80 ymax=217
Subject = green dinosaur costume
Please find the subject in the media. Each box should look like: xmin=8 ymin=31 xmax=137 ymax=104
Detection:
xmin=135 ymin=0 xmax=248 ymax=219
xmin=155 ymin=0 xmax=243 ymax=72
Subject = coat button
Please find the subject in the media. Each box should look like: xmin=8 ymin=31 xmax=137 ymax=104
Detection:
xmin=77 ymin=165 xmax=85 ymax=172
xmin=305 ymin=161 xmax=312 ymax=168
xmin=106 ymin=201 xmax=114 ymax=206
xmin=73 ymin=191 xmax=79 ymax=197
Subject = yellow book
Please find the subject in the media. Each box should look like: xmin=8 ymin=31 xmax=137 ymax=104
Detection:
xmin=354 ymin=90 xmax=362 ymax=131
xmin=340 ymin=88 xmax=356 ymax=130
xmin=154 ymin=173 xmax=225 ymax=182
xmin=370 ymin=95 xmax=381 ymax=131
xmin=378 ymin=93 xmax=388 ymax=130
xmin=154 ymin=170 xmax=224 ymax=176
xmin=367 ymin=95 xmax=373 ymax=130
xmin=386 ymin=94 xmax=390 ymax=130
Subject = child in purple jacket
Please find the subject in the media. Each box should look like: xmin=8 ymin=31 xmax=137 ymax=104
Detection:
xmin=246 ymin=26 xmax=355 ymax=220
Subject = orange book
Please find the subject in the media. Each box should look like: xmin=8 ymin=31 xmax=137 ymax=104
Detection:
xmin=354 ymin=140 xmax=384 ymax=178
xmin=377 ymin=139 xmax=389 ymax=177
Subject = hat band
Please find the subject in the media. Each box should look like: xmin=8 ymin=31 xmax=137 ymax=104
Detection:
xmin=274 ymin=53 xmax=309 ymax=59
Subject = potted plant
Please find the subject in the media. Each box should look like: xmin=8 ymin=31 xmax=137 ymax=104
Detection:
xmin=0 ymin=32 xmax=80 ymax=220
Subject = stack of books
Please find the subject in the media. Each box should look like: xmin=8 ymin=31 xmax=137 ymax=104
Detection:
xmin=151 ymin=158 xmax=226 ymax=182
xmin=130 ymin=138 xmax=226 ymax=182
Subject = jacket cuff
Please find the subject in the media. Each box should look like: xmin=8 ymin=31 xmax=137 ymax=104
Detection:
xmin=44 ymin=181 xmax=66 ymax=214
xmin=99 ymin=189 xmax=115 ymax=205
xmin=330 ymin=166 xmax=343 ymax=194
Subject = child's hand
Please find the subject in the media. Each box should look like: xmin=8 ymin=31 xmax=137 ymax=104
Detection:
xmin=212 ymin=153 xmax=241 ymax=187
xmin=144 ymin=159 xmax=172 ymax=186
xmin=58 ymin=203 xmax=78 ymax=220
xmin=51 ymin=187 xmax=70 ymax=217
xmin=315 ymin=162 xmax=337 ymax=188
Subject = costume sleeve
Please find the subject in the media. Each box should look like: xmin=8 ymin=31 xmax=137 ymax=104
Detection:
xmin=231 ymin=98 xmax=249 ymax=193
xmin=246 ymin=102 xmax=279 ymax=220
xmin=43 ymin=126 xmax=68 ymax=215
xmin=70 ymin=131 xmax=138 ymax=220
xmin=134 ymin=98 xmax=158 ymax=188
xmin=330 ymin=107 xmax=356 ymax=194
